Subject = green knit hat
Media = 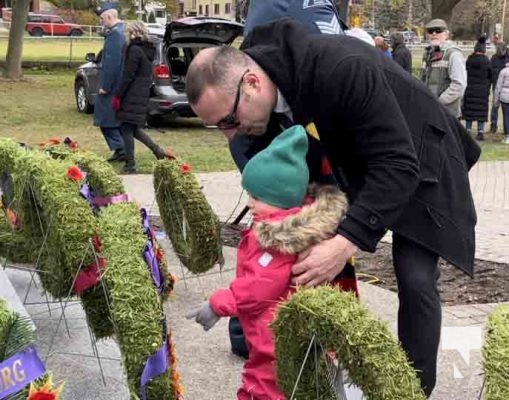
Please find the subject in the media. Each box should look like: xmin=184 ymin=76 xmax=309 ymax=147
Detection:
xmin=242 ymin=125 xmax=309 ymax=209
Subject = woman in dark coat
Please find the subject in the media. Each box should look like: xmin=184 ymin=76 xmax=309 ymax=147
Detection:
xmin=462 ymin=37 xmax=492 ymax=141
xmin=113 ymin=21 xmax=175 ymax=173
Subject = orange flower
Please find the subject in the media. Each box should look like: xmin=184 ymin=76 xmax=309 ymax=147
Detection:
xmin=48 ymin=138 xmax=61 ymax=145
xmin=66 ymin=166 xmax=85 ymax=182
xmin=179 ymin=164 xmax=192 ymax=174
xmin=38 ymin=142 xmax=48 ymax=148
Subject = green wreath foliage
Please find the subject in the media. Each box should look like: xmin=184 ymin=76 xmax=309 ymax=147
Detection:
xmin=0 ymin=139 xmax=38 ymax=264
xmin=98 ymin=202 xmax=176 ymax=399
xmin=154 ymin=160 xmax=223 ymax=274
xmin=482 ymin=304 xmax=509 ymax=400
xmin=272 ymin=286 xmax=426 ymax=400
xmin=0 ymin=138 xmax=98 ymax=297
xmin=1 ymin=139 xmax=180 ymax=398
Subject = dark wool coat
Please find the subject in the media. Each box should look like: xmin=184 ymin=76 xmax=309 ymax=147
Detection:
xmin=462 ymin=53 xmax=491 ymax=121
xmin=234 ymin=19 xmax=481 ymax=275
xmin=392 ymin=43 xmax=412 ymax=73
xmin=94 ymin=22 xmax=125 ymax=128
xmin=490 ymin=53 xmax=508 ymax=89
xmin=114 ymin=39 xmax=155 ymax=127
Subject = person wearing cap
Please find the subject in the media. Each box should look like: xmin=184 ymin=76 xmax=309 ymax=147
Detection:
xmin=421 ymin=18 xmax=467 ymax=118
xmin=390 ymin=32 xmax=412 ymax=73
xmin=93 ymin=4 xmax=126 ymax=162
xmin=186 ymin=126 xmax=350 ymax=400
xmin=185 ymin=19 xmax=481 ymax=396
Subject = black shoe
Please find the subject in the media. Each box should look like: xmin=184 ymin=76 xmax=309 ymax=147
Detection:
xmin=107 ymin=151 xmax=126 ymax=162
xmin=121 ymin=164 xmax=137 ymax=174
xmin=489 ymin=124 xmax=497 ymax=134
xmin=476 ymin=132 xmax=484 ymax=141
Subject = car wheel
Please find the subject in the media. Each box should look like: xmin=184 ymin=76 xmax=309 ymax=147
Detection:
xmin=75 ymin=80 xmax=93 ymax=114
xmin=70 ymin=29 xmax=83 ymax=37
xmin=31 ymin=27 xmax=43 ymax=37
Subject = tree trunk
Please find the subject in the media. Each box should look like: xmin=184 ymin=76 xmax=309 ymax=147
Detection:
xmin=3 ymin=0 xmax=30 ymax=80
xmin=431 ymin=0 xmax=463 ymax=22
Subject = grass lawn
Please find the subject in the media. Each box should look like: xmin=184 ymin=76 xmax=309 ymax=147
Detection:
xmin=0 ymin=70 xmax=236 ymax=173
xmin=0 ymin=37 xmax=103 ymax=62
xmin=0 ymin=71 xmax=507 ymax=176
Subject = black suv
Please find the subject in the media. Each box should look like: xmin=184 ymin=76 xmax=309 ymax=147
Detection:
xmin=74 ymin=17 xmax=243 ymax=125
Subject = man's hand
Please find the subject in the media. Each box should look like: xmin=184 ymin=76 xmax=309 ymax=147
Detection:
xmin=291 ymin=234 xmax=357 ymax=287
xmin=99 ymin=88 xmax=107 ymax=95
xmin=185 ymin=301 xmax=220 ymax=331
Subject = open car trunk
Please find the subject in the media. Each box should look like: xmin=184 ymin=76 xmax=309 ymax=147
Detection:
xmin=164 ymin=17 xmax=244 ymax=93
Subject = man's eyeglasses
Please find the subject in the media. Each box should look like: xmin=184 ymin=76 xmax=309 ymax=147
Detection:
xmin=214 ymin=69 xmax=250 ymax=130
xmin=427 ymin=28 xmax=445 ymax=35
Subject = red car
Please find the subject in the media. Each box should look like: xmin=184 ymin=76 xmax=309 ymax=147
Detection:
xmin=26 ymin=13 xmax=83 ymax=37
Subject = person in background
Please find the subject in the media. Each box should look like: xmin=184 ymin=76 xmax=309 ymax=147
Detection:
xmin=374 ymin=36 xmax=392 ymax=58
xmin=494 ymin=59 xmax=509 ymax=144
xmin=93 ymin=4 xmax=125 ymax=162
xmin=112 ymin=21 xmax=176 ymax=173
xmin=421 ymin=19 xmax=466 ymax=118
xmin=243 ymin=0 xmax=346 ymax=37
xmin=462 ymin=36 xmax=491 ymax=141
xmin=489 ymin=41 xmax=509 ymax=133
xmin=186 ymin=126 xmax=350 ymax=400
xmin=390 ymin=32 xmax=412 ymax=73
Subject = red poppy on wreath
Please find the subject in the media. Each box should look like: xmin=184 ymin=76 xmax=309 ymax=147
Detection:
xmin=68 ymin=140 xmax=79 ymax=149
xmin=92 ymin=236 xmax=103 ymax=253
xmin=156 ymin=247 xmax=164 ymax=262
xmin=27 ymin=378 xmax=64 ymax=400
xmin=66 ymin=166 xmax=85 ymax=182
xmin=179 ymin=164 xmax=192 ymax=174
xmin=38 ymin=142 xmax=48 ymax=148
xmin=48 ymin=138 xmax=61 ymax=145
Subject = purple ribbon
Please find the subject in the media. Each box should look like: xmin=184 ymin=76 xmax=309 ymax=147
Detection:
xmin=140 ymin=339 xmax=168 ymax=400
xmin=0 ymin=345 xmax=46 ymax=399
xmin=140 ymin=208 xmax=163 ymax=293
xmin=79 ymin=183 xmax=94 ymax=207
xmin=141 ymin=208 xmax=151 ymax=231
xmin=143 ymin=242 xmax=163 ymax=294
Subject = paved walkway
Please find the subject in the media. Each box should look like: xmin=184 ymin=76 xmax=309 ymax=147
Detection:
xmin=2 ymin=161 xmax=508 ymax=400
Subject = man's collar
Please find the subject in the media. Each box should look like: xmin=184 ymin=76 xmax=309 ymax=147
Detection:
xmin=274 ymin=90 xmax=291 ymax=114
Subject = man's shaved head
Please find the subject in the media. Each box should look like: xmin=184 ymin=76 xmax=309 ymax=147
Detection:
xmin=186 ymin=47 xmax=251 ymax=105
xmin=100 ymin=8 xmax=119 ymax=28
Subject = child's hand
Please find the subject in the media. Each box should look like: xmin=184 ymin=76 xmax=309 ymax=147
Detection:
xmin=186 ymin=302 xmax=220 ymax=331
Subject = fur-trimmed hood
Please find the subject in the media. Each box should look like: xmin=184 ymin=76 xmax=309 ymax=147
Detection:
xmin=254 ymin=185 xmax=348 ymax=254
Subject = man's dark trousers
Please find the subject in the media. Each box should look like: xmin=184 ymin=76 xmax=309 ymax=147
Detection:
xmin=393 ymin=233 xmax=441 ymax=397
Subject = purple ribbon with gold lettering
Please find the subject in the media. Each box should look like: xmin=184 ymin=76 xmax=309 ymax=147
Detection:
xmin=140 ymin=339 xmax=168 ymax=400
xmin=0 ymin=345 xmax=46 ymax=399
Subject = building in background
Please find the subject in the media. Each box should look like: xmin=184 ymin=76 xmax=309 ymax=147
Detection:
xmin=1 ymin=0 xmax=40 ymax=19
xmin=182 ymin=0 xmax=238 ymax=20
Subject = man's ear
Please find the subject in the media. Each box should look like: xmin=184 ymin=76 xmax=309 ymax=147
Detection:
xmin=244 ymin=72 xmax=262 ymax=95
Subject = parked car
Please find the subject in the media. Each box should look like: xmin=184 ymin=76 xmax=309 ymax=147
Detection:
xmin=74 ymin=17 xmax=244 ymax=125
xmin=26 ymin=13 xmax=83 ymax=37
